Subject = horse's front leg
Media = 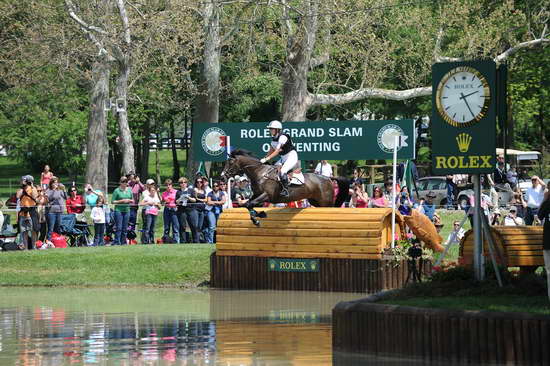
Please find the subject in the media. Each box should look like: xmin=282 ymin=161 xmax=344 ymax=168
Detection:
xmin=246 ymin=192 xmax=270 ymax=226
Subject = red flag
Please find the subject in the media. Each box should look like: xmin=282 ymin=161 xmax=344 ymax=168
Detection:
xmin=219 ymin=135 xmax=227 ymax=147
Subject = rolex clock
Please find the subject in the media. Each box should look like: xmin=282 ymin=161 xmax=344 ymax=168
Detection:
xmin=435 ymin=66 xmax=491 ymax=127
xmin=431 ymin=61 xmax=497 ymax=174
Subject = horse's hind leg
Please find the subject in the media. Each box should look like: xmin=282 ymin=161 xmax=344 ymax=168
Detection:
xmin=246 ymin=192 xmax=270 ymax=226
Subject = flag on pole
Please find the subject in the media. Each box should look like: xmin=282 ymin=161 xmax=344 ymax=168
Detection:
xmin=196 ymin=161 xmax=207 ymax=177
xmin=401 ymin=160 xmax=413 ymax=192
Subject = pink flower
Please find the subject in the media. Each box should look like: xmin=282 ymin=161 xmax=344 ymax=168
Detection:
xmin=394 ymin=234 xmax=400 ymax=241
xmin=406 ymin=233 xmax=413 ymax=239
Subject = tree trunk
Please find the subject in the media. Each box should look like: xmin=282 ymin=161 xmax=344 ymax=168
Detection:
xmin=187 ymin=0 xmax=220 ymax=177
xmin=85 ymin=59 xmax=110 ymax=194
xmin=280 ymin=0 xmax=319 ymax=122
xmin=170 ymin=118 xmax=180 ymax=180
xmin=115 ymin=59 xmax=135 ymax=175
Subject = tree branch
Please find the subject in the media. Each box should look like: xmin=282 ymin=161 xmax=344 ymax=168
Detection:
xmin=495 ymin=36 xmax=549 ymax=63
xmin=116 ymin=0 xmax=131 ymax=45
xmin=220 ymin=0 xmax=256 ymax=46
xmin=310 ymin=52 xmax=329 ymax=68
xmin=310 ymin=86 xmax=432 ymax=106
xmin=64 ymin=0 xmax=109 ymax=57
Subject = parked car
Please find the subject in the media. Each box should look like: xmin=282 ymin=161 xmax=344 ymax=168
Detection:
xmin=413 ymin=176 xmax=449 ymax=207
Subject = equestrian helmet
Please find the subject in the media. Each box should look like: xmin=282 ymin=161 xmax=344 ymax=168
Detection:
xmin=267 ymin=120 xmax=282 ymax=130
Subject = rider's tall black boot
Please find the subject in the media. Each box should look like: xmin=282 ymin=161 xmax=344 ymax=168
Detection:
xmin=279 ymin=172 xmax=289 ymax=197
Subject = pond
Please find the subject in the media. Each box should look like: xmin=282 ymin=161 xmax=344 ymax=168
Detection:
xmin=0 ymin=287 xmax=365 ymax=365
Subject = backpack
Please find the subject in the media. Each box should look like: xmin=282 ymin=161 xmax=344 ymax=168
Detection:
xmin=1 ymin=240 xmax=22 ymax=251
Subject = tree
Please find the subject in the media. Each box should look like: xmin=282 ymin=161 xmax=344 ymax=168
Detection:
xmin=271 ymin=0 xmax=549 ymax=121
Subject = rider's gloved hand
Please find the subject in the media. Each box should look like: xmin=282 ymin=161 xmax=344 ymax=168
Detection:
xmin=260 ymin=158 xmax=266 ymax=164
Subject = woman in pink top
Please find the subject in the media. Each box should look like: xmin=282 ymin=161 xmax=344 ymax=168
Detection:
xmin=370 ymin=186 xmax=388 ymax=208
xmin=40 ymin=165 xmax=53 ymax=190
xmin=161 ymin=179 xmax=180 ymax=242
xmin=350 ymin=182 xmax=369 ymax=208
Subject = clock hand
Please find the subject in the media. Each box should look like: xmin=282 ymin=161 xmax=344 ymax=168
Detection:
xmin=460 ymin=92 xmax=476 ymax=118
xmin=459 ymin=90 xmax=479 ymax=99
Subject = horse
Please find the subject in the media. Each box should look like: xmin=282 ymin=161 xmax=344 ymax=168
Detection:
xmin=221 ymin=149 xmax=350 ymax=225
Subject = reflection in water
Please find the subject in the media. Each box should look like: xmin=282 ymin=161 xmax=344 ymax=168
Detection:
xmin=0 ymin=288 xmax=364 ymax=365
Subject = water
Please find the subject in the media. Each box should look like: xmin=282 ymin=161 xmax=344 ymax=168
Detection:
xmin=0 ymin=288 xmax=365 ymax=365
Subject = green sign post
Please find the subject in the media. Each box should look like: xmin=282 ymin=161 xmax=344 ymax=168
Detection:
xmin=431 ymin=61 xmax=497 ymax=174
xmin=192 ymin=120 xmax=415 ymax=162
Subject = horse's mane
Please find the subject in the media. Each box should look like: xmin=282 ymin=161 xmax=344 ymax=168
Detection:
xmin=230 ymin=149 xmax=258 ymax=159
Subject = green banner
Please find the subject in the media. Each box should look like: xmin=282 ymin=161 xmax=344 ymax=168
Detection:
xmin=268 ymin=258 xmax=320 ymax=272
xmin=431 ymin=61 xmax=497 ymax=174
xmin=192 ymin=120 xmax=415 ymax=162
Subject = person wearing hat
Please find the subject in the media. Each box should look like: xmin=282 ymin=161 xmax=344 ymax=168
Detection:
xmin=446 ymin=220 xmax=465 ymax=245
xmin=259 ymin=120 xmax=299 ymax=197
xmin=423 ymin=191 xmax=437 ymax=221
xmin=16 ymin=175 xmax=39 ymax=249
xmin=504 ymin=205 xmax=524 ymax=226
xmin=235 ymin=176 xmax=252 ymax=207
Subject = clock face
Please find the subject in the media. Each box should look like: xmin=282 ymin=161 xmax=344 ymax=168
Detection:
xmin=435 ymin=66 xmax=491 ymax=127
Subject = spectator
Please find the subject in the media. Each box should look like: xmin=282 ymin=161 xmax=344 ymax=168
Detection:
xmin=423 ymin=191 xmax=437 ymax=221
xmin=127 ymin=173 xmax=145 ymax=228
xmin=481 ymin=173 xmax=499 ymax=210
xmin=466 ymin=191 xmax=493 ymax=226
xmin=205 ymin=181 xmax=226 ymax=244
xmin=490 ymin=208 xmax=502 ymax=226
xmin=175 ymin=177 xmax=191 ymax=243
xmin=398 ymin=186 xmax=414 ymax=216
xmin=369 ymin=186 xmax=388 ymax=208
xmin=446 ymin=221 xmax=465 ymax=245
xmin=36 ymin=187 xmax=48 ymax=243
xmin=509 ymin=191 xmax=527 ymax=219
xmin=445 ymin=175 xmax=457 ymax=209
xmin=161 ymin=179 xmax=180 ymax=243
xmin=504 ymin=206 xmax=524 ymax=226
xmin=66 ymin=187 xmax=85 ymax=216
xmin=383 ymin=179 xmax=400 ymax=205
xmin=314 ymin=160 xmax=333 ymax=177
xmin=220 ymin=181 xmax=232 ymax=210
xmin=84 ymin=183 xmax=103 ymax=208
xmin=525 ymin=175 xmax=546 ymax=225
xmin=187 ymin=177 xmax=207 ymax=243
xmin=235 ymin=177 xmax=252 ymax=207
xmin=433 ymin=212 xmax=444 ymax=233
xmin=0 ymin=201 xmax=4 ymax=234
xmin=40 ymin=165 xmax=53 ymax=190
xmin=6 ymin=194 xmax=18 ymax=210
xmin=17 ymin=175 xmax=39 ymax=249
xmin=46 ymin=177 xmax=67 ymax=243
xmin=536 ymin=191 xmax=550 ymax=301
xmin=139 ymin=183 xmax=161 ymax=244
xmin=111 ymin=177 xmax=134 ymax=245
xmin=350 ymin=182 xmax=369 ymax=208
xmin=507 ymin=166 xmax=518 ymax=190
xmin=91 ymin=196 xmax=107 ymax=246
xmin=350 ymin=168 xmax=364 ymax=188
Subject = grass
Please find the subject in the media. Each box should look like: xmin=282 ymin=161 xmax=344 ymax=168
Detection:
xmin=0 ymin=244 xmax=214 ymax=287
xmin=380 ymin=295 xmax=550 ymax=315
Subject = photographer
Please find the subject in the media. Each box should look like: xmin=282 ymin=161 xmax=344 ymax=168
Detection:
xmin=350 ymin=182 xmax=369 ymax=208
xmin=398 ymin=186 xmax=415 ymax=216
xmin=16 ymin=175 xmax=39 ymax=249
xmin=175 ymin=177 xmax=191 ymax=243
xmin=127 ymin=173 xmax=145 ymax=227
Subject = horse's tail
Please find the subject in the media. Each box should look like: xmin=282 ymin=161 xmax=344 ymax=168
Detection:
xmin=333 ymin=177 xmax=350 ymax=207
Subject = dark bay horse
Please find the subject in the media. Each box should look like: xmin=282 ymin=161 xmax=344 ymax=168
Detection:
xmin=222 ymin=149 xmax=350 ymax=225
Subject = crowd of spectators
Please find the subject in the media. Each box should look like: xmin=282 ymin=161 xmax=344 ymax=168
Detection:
xmin=1 ymin=158 xmax=549 ymax=252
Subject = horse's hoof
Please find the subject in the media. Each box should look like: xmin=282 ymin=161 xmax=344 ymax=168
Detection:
xmin=257 ymin=211 xmax=267 ymax=218
xmin=253 ymin=219 xmax=260 ymax=226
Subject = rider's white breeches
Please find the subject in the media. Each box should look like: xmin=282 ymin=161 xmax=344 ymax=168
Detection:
xmin=275 ymin=150 xmax=299 ymax=174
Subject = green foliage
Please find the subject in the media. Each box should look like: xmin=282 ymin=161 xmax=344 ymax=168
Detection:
xmin=0 ymin=74 xmax=88 ymax=174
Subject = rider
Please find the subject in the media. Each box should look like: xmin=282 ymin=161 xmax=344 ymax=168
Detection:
xmin=260 ymin=120 xmax=299 ymax=197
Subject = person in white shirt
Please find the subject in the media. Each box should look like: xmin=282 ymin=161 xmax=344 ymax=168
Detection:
xmin=91 ymin=196 xmax=106 ymax=246
xmin=525 ymin=175 xmax=546 ymax=225
xmin=446 ymin=221 xmax=465 ymax=245
xmin=314 ymin=160 xmax=333 ymax=177
xmin=504 ymin=206 xmax=524 ymax=226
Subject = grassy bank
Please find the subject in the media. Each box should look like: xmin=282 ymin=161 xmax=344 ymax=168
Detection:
xmin=380 ymin=295 xmax=550 ymax=315
xmin=0 ymin=245 xmax=214 ymax=287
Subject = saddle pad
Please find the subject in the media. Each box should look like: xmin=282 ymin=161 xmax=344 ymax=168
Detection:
xmin=290 ymin=172 xmax=305 ymax=185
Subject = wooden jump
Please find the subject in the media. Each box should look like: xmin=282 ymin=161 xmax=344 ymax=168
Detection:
xmin=216 ymin=207 xmax=400 ymax=259
xmin=210 ymin=207 xmax=425 ymax=293
xmin=459 ymin=226 xmax=544 ymax=269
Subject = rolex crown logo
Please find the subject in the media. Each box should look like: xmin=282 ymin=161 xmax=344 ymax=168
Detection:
xmin=456 ymin=133 xmax=472 ymax=153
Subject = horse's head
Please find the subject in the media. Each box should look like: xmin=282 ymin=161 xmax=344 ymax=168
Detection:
xmin=221 ymin=149 xmax=259 ymax=180
xmin=221 ymin=156 xmax=242 ymax=179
